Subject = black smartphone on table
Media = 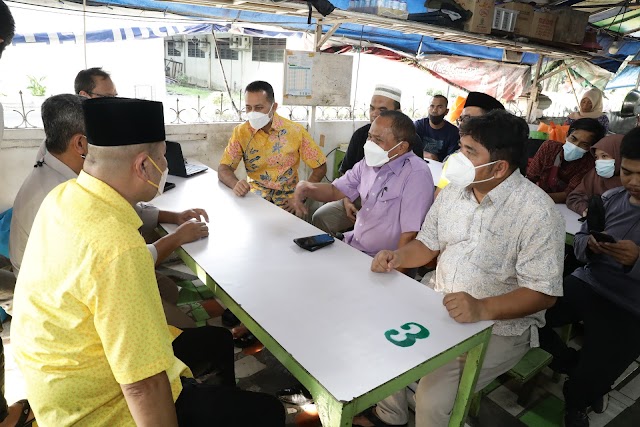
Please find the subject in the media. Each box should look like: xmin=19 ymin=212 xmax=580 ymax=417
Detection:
xmin=164 ymin=182 xmax=176 ymax=192
xmin=591 ymin=231 xmax=617 ymax=244
xmin=294 ymin=233 xmax=335 ymax=252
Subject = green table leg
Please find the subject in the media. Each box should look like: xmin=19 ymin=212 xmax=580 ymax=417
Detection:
xmin=449 ymin=328 xmax=492 ymax=427
xmin=315 ymin=396 xmax=355 ymax=427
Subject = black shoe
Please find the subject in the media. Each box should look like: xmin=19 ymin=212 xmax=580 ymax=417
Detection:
xmin=591 ymin=393 xmax=609 ymax=414
xmin=276 ymin=386 xmax=313 ymax=405
xmin=564 ymin=408 xmax=589 ymax=427
xmin=221 ymin=308 xmax=240 ymax=327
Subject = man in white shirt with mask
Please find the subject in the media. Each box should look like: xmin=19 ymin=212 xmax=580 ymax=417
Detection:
xmin=355 ymin=110 xmax=564 ymax=427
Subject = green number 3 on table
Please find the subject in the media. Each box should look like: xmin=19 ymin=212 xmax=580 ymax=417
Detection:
xmin=384 ymin=322 xmax=430 ymax=348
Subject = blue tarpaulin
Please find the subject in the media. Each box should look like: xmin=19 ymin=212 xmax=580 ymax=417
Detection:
xmin=12 ymin=23 xmax=223 ymax=45
xmin=70 ymin=0 xmax=540 ymax=64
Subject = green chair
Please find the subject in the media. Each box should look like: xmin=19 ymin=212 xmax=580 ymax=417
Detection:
xmin=469 ymin=347 xmax=553 ymax=418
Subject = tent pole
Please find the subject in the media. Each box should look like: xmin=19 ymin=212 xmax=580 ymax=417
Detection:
xmin=565 ymin=68 xmax=581 ymax=111
xmin=526 ymin=55 xmax=544 ymax=123
xmin=309 ymin=20 xmax=322 ymax=145
xmin=83 ymin=0 xmax=87 ymax=69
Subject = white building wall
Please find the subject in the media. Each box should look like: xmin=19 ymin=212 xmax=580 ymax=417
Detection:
xmin=167 ymin=34 xmax=313 ymax=100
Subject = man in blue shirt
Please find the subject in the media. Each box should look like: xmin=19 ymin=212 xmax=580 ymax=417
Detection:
xmin=540 ymin=128 xmax=640 ymax=427
xmin=415 ymin=95 xmax=460 ymax=161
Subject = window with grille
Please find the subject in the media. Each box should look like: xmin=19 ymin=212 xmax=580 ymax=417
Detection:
xmin=188 ymin=40 xmax=206 ymax=58
xmin=251 ymin=38 xmax=286 ymax=63
xmin=167 ymin=40 xmax=181 ymax=57
xmin=214 ymin=39 xmax=239 ymax=61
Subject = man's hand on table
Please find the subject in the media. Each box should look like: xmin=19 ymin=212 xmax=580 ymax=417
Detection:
xmin=443 ymin=292 xmax=487 ymax=323
xmin=233 ymin=179 xmax=251 ymax=197
xmin=174 ymin=208 xmax=209 ymax=224
xmin=599 ymin=240 xmax=640 ymax=266
xmin=371 ymin=250 xmax=403 ymax=273
xmin=174 ymin=220 xmax=209 ymax=245
xmin=344 ymin=198 xmax=359 ymax=221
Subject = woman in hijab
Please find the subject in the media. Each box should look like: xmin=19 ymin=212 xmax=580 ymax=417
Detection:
xmin=566 ymin=134 xmax=623 ymax=215
xmin=566 ymin=88 xmax=609 ymax=132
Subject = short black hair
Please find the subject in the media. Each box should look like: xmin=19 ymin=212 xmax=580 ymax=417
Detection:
xmin=74 ymin=67 xmax=111 ymax=95
xmin=379 ymin=110 xmax=416 ymax=147
xmin=568 ymin=118 xmax=606 ymax=146
xmin=41 ymin=94 xmax=85 ymax=155
xmin=459 ymin=109 xmax=528 ymax=170
xmin=0 ymin=0 xmax=15 ymax=59
xmin=245 ymin=80 xmax=275 ymax=104
xmin=621 ymin=127 xmax=640 ymax=160
xmin=393 ymin=101 xmax=401 ymax=110
xmin=432 ymin=94 xmax=448 ymax=104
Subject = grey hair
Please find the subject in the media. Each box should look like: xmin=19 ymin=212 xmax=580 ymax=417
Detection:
xmin=41 ymin=94 xmax=85 ymax=155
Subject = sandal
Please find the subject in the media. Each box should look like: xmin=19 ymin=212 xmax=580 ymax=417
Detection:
xmin=14 ymin=399 xmax=36 ymax=427
xmin=353 ymin=406 xmax=406 ymax=427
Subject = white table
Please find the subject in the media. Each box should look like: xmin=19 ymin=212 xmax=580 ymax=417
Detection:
xmin=156 ymin=171 xmax=493 ymax=426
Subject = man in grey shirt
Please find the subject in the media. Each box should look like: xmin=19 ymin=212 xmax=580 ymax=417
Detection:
xmin=540 ymin=128 xmax=640 ymax=427
xmin=355 ymin=110 xmax=565 ymax=427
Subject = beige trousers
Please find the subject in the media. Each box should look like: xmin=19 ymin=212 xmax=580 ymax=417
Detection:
xmin=376 ymin=330 xmax=531 ymax=426
xmin=156 ymin=272 xmax=196 ymax=329
xmin=311 ymin=198 xmax=361 ymax=235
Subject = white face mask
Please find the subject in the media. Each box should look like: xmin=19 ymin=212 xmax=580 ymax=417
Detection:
xmin=445 ymin=152 xmax=499 ymax=187
xmin=146 ymin=156 xmax=169 ymax=198
xmin=247 ymin=103 xmax=274 ymax=130
xmin=563 ymin=140 xmax=588 ymax=162
xmin=363 ymin=140 xmax=402 ymax=167
xmin=595 ymin=159 xmax=615 ymax=178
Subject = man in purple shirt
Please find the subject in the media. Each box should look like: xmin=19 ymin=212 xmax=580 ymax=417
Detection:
xmin=293 ymin=110 xmax=434 ymax=260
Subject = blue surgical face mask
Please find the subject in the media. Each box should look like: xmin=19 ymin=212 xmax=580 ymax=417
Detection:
xmin=595 ymin=159 xmax=615 ymax=178
xmin=563 ymin=140 xmax=588 ymax=162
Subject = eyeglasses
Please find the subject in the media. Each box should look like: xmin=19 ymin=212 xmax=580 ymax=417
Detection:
xmin=87 ymin=91 xmax=117 ymax=98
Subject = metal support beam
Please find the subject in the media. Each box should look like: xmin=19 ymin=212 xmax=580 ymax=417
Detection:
xmin=526 ymin=55 xmax=544 ymax=123
xmin=537 ymin=59 xmax=584 ymax=83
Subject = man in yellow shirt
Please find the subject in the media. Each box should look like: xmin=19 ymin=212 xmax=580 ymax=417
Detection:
xmin=218 ymin=80 xmax=327 ymax=213
xmin=12 ymin=97 xmax=284 ymax=426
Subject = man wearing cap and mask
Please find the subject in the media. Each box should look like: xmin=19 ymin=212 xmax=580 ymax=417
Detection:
xmin=9 ymin=94 xmax=206 ymax=329
xmin=312 ymin=84 xmax=424 ymax=236
xmin=356 ymin=110 xmax=564 ymax=427
xmin=435 ymin=91 xmax=505 ymax=195
xmin=11 ymin=98 xmax=285 ymax=427
xmin=415 ymin=94 xmax=460 ymax=161
xmin=293 ymin=110 xmax=433 ymax=260
xmin=218 ymin=80 xmax=327 ymax=214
